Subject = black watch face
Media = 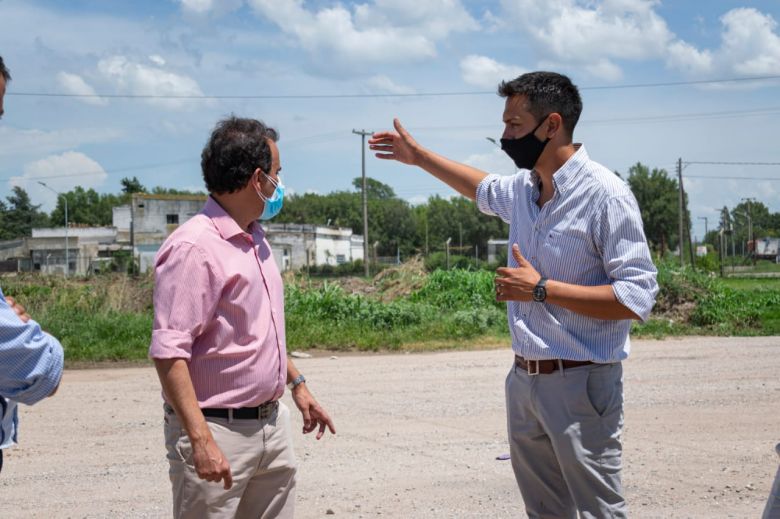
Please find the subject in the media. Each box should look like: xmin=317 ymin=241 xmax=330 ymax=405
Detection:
xmin=533 ymin=286 xmax=546 ymax=302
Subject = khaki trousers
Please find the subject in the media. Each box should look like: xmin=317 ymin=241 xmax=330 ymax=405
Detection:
xmin=164 ymin=402 xmax=297 ymax=519
xmin=506 ymin=361 xmax=626 ymax=519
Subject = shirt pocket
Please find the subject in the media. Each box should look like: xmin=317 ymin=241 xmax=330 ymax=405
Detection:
xmin=540 ymin=230 xmax=598 ymax=283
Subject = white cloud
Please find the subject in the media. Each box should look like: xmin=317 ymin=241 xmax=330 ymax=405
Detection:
xmin=364 ymin=75 xmax=415 ymax=95
xmin=178 ymin=0 xmax=242 ymax=16
xmin=500 ymin=0 xmax=674 ymax=79
xmin=353 ymin=0 xmax=478 ymax=40
xmin=148 ymin=54 xmax=166 ymax=66
xmin=462 ymin=147 xmax=517 ymax=176
xmin=666 ymin=41 xmax=714 ymax=76
xmin=97 ymin=55 xmax=206 ymax=110
xmin=56 ymin=72 xmax=108 ymax=106
xmin=667 ymin=8 xmax=780 ymax=78
xmin=0 ymin=127 xmax=122 ymax=158
xmin=247 ymin=0 xmax=477 ymax=72
xmin=460 ymin=55 xmax=526 ymax=89
xmin=10 ymin=152 xmax=108 ymax=211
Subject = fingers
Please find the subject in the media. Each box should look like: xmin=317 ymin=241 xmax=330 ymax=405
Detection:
xmin=302 ymin=407 xmax=313 ymax=434
xmin=316 ymin=421 xmax=326 ymax=440
xmin=393 ymin=118 xmax=409 ymax=139
xmin=222 ymin=465 xmax=233 ymax=490
xmin=5 ymin=296 xmax=30 ymax=322
xmin=511 ymin=243 xmax=527 ymax=265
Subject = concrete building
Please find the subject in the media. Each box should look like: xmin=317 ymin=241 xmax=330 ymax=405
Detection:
xmin=0 ymin=226 xmax=122 ymax=275
xmin=487 ymin=238 xmax=509 ymax=264
xmin=0 ymin=194 xmax=364 ymax=274
xmin=264 ymin=223 xmax=364 ymax=271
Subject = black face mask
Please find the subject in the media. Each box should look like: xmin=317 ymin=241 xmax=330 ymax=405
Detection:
xmin=500 ymin=115 xmax=550 ymax=170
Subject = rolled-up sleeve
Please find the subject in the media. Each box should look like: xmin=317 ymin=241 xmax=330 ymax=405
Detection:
xmin=149 ymin=241 xmax=221 ymax=360
xmin=476 ymin=173 xmax=520 ymax=224
xmin=0 ymin=298 xmax=64 ymax=406
xmin=596 ymin=195 xmax=659 ymax=321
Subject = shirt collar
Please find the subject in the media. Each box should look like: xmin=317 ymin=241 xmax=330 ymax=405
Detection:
xmin=529 ymin=143 xmax=588 ymax=196
xmin=203 ymin=196 xmax=255 ymax=240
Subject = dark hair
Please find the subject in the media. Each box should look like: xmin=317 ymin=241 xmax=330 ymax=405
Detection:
xmin=0 ymin=56 xmax=11 ymax=82
xmin=498 ymin=71 xmax=582 ymax=137
xmin=201 ymin=116 xmax=278 ymax=194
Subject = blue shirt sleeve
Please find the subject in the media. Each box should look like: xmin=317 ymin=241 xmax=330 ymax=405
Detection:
xmin=594 ymin=195 xmax=659 ymax=322
xmin=0 ymin=288 xmax=64 ymax=406
xmin=476 ymin=173 xmax=521 ymax=224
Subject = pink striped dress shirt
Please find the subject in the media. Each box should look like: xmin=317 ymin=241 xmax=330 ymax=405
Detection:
xmin=149 ymin=196 xmax=287 ymax=408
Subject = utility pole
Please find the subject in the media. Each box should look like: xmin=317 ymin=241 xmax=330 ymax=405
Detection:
xmin=446 ymin=237 xmax=452 ymax=270
xmin=698 ymin=216 xmax=708 ymax=241
xmin=742 ymin=197 xmax=756 ymax=265
xmin=39 ymin=182 xmax=68 ymax=277
xmin=677 ymin=158 xmax=685 ymax=267
xmin=352 ymin=129 xmax=372 ymax=277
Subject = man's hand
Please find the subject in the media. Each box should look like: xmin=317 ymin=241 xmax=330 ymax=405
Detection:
xmin=495 ymin=244 xmax=542 ymax=302
xmin=5 ymin=296 xmax=30 ymax=323
xmin=290 ymin=383 xmax=336 ymax=440
xmin=369 ymin=118 xmax=423 ymax=166
xmin=191 ymin=428 xmax=233 ymax=490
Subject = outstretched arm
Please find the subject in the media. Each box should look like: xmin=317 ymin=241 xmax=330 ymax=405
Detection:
xmin=369 ymin=118 xmax=489 ymax=201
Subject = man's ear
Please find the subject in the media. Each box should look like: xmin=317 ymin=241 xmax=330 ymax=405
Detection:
xmin=546 ymin=113 xmax=563 ymax=139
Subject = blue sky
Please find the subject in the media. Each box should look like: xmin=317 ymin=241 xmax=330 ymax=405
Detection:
xmin=1 ymin=0 xmax=780 ymax=241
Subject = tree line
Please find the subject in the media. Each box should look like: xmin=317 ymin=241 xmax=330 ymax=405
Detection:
xmin=1 ymin=167 xmax=779 ymax=259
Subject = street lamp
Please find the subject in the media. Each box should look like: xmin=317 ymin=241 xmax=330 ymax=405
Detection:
xmin=38 ymin=181 xmax=68 ymax=277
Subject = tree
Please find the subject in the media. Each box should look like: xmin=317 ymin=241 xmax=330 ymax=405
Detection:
xmin=0 ymin=186 xmax=50 ymax=239
xmin=121 ymin=176 xmax=146 ymax=194
xmin=626 ymin=163 xmax=686 ymax=256
xmin=352 ymin=177 xmax=396 ymax=200
xmin=50 ymin=187 xmax=121 ymax=227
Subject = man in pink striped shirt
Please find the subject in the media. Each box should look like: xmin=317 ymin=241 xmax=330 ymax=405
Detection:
xmin=150 ymin=116 xmax=335 ymax=519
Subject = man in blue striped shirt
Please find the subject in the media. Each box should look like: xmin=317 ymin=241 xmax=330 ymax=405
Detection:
xmin=0 ymin=56 xmax=65 ymax=474
xmin=370 ymin=71 xmax=658 ymax=518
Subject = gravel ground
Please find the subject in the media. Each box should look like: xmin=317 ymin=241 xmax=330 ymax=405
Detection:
xmin=1 ymin=336 xmax=778 ymax=518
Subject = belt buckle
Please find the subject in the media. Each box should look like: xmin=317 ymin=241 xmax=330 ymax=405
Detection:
xmin=527 ymin=360 xmax=540 ymax=376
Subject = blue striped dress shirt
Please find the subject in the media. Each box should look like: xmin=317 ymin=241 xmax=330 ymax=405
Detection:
xmin=476 ymin=145 xmax=658 ymax=363
xmin=0 ymin=286 xmax=64 ymax=449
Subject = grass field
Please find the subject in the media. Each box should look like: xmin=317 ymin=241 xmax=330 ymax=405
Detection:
xmin=2 ymin=260 xmax=779 ymax=362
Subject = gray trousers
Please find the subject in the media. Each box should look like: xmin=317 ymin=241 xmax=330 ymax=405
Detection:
xmin=506 ymin=361 xmax=626 ymax=519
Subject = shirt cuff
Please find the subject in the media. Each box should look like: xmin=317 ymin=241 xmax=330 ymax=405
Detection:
xmin=14 ymin=333 xmax=64 ymax=406
xmin=611 ymin=280 xmax=656 ymax=322
xmin=149 ymin=329 xmax=194 ymax=360
xmin=475 ymin=174 xmax=500 ymax=215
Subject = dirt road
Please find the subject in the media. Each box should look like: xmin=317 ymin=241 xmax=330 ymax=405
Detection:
xmin=2 ymin=337 xmax=778 ymax=518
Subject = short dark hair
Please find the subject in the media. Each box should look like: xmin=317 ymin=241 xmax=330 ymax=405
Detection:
xmin=201 ymin=116 xmax=278 ymax=194
xmin=498 ymin=71 xmax=582 ymax=137
xmin=0 ymin=55 xmax=11 ymax=82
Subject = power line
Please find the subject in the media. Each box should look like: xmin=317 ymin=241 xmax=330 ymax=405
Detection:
xmin=684 ymin=161 xmax=780 ymax=166
xmin=0 ymin=159 xmax=195 ymax=182
xmin=7 ymin=74 xmax=780 ymax=100
xmin=685 ymin=175 xmax=780 ymax=181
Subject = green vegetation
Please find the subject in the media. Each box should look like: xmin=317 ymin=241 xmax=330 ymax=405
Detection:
xmin=633 ymin=262 xmax=780 ymax=337
xmin=2 ymin=260 xmax=779 ymax=363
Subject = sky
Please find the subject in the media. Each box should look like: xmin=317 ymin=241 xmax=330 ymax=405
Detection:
xmin=1 ymin=0 xmax=780 ymax=241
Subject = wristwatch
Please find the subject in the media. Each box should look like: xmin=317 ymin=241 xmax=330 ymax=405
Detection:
xmin=532 ymin=277 xmax=548 ymax=302
xmin=288 ymin=374 xmax=306 ymax=390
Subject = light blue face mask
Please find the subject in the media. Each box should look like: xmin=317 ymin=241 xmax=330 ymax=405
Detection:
xmin=256 ymin=173 xmax=284 ymax=221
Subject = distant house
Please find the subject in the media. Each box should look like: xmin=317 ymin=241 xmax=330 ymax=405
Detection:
xmin=0 ymin=193 xmax=363 ymax=274
xmin=753 ymin=237 xmax=780 ymax=261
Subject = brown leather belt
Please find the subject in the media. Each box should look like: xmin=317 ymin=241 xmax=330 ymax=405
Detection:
xmin=515 ymin=355 xmax=594 ymax=375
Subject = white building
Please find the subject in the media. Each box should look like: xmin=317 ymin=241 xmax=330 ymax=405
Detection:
xmin=0 ymin=194 xmax=364 ymax=274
